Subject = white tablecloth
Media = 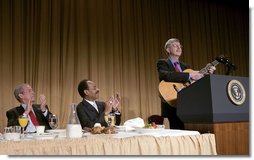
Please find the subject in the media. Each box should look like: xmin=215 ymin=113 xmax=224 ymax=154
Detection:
xmin=0 ymin=129 xmax=217 ymax=155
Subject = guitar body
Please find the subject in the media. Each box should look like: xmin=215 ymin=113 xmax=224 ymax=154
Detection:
xmin=158 ymin=69 xmax=194 ymax=107
xmin=158 ymin=56 xmax=225 ymax=107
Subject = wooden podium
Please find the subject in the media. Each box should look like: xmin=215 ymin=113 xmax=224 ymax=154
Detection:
xmin=177 ymin=75 xmax=249 ymax=155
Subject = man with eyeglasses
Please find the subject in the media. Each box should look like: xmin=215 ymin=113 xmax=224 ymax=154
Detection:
xmin=157 ymin=38 xmax=215 ymax=129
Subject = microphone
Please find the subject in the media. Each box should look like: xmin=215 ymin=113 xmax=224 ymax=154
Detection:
xmin=228 ymin=63 xmax=237 ymax=70
xmin=224 ymin=59 xmax=237 ymax=71
xmin=216 ymin=55 xmax=237 ymax=75
xmin=216 ymin=55 xmax=237 ymax=70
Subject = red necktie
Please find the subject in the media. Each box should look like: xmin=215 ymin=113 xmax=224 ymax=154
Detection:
xmin=174 ymin=62 xmax=180 ymax=72
xmin=29 ymin=111 xmax=39 ymax=126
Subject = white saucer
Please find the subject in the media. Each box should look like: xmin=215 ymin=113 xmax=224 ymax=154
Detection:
xmin=45 ymin=129 xmax=66 ymax=138
xmin=45 ymin=129 xmax=66 ymax=133
xmin=33 ymin=133 xmax=56 ymax=140
xmin=135 ymin=128 xmax=165 ymax=133
xmin=114 ymin=126 xmax=135 ymax=131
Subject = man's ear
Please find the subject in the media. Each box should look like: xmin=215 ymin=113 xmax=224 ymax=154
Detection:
xmin=18 ymin=94 xmax=24 ymax=99
xmin=84 ymin=90 xmax=89 ymax=96
xmin=166 ymin=48 xmax=170 ymax=55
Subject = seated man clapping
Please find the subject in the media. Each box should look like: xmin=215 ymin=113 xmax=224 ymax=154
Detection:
xmin=76 ymin=79 xmax=121 ymax=130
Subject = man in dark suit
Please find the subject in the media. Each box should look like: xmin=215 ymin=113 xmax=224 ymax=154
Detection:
xmin=6 ymin=83 xmax=52 ymax=132
xmin=76 ymin=79 xmax=121 ymax=129
xmin=157 ymin=38 xmax=215 ymax=129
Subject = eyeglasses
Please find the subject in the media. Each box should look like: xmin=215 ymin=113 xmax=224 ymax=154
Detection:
xmin=170 ymin=44 xmax=183 ymax=49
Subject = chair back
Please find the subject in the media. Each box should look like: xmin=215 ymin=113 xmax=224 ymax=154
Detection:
xmin=148 ymin=115 xmax=164 ymax=125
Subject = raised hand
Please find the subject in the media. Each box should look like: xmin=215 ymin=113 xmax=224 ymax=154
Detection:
xmin=112 ymin=93 xmax=121 ymax=111
xmin=39 ymin=94 xmax=47 ymax=112
xmin=104 ymin=96 xmax=114 ymax=115
xmin=24 ymin=97 xmax=33 ymax=115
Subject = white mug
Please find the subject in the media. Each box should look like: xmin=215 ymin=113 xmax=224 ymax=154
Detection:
xmin=36 ymin=126 xmax=45 ymax=134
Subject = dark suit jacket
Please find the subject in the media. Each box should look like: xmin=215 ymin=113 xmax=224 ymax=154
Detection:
xmin=157 ymin=58 xmax=190 ymax=83
xmin=76 ymin=99 xmax=121 ymax=129
xmin=157 ymin=58 xmax=190 ymax=117
xmin=6 ymin=104 xmax=52 ymax=130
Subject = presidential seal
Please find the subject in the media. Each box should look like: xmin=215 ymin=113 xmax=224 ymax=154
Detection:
xmin=227 ymin=80 xmax=246 ymax=105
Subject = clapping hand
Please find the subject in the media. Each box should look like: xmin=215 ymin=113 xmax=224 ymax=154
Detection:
xmin=112 ymin=93 xmax=121 ymax=111
xmin=39 ymin=94 xmax=47 ymax=112
xmin=105 ymin=93 xmax=121 ymax=114
xmin=24 ymin=97 xmax=33 ymax=115
xmin=105 ymin=96 xmax=114 ymax=115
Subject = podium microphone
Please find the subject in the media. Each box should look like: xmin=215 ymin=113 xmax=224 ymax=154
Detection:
xmin=225 ymin=62 xmax=237 ymax=75
xmin=216 ymin=55 xmax=237 ymax=75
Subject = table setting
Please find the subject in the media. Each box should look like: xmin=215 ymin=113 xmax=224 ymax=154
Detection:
xmin=0 ymin=117 xmax=201 ymax=141
xmin=0 ymin=117 xmax=217 ymax=155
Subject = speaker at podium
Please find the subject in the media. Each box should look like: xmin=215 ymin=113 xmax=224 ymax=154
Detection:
xmin=176 ymin=74 xmax=249 ymax=155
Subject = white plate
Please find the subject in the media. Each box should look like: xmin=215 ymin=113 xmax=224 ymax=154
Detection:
xmin=83 ymin=132 xmax=92 ymax=137
xmin=114 ymin=126 xmax=135 ymax=131
xmin=135 ymin=128 xmax=164 ymax=133
xmin=3 ymin=133 xmax=21 ymax=140
xmin=46 ymin=129 xmax=67 ymax=138
xmin=45 ymin=129 xmax=66 ymax=133
xmin=33 ymin=133 xmax=56 ymax=140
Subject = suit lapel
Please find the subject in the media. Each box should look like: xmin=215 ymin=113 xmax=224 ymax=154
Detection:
xmin=179 ymin=62 xmax=185 ymax=71
xmin=17 ymin=105 xmax=25 ymax=115
xmin=167 ymin=59 xmax=185 ymax=71
xmin=82 ymin=100 xmax=99 ymax=114
xmin=95 ymin=101 xmax=104 ymax=114
xmin=166 ymin=59 xmax=175 ymax=70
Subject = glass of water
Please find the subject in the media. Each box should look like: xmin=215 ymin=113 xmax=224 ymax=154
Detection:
xmin=49 ymin=114 xmax=58 ymax=129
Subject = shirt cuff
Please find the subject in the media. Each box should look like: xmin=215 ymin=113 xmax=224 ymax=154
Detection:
xmin=42 ymin=109 xmax=48 ymax=116
xmin=114 ymin=110 xmax=121 ymax=115
xmin=23 ymin=112 xmax=27 ymax=117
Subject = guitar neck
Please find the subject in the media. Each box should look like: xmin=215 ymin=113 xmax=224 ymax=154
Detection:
xmin=199 ymin=60 xmax=219 ymax=74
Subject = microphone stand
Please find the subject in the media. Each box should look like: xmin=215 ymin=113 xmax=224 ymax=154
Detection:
xmin=225 ymin=63 xmax=237 ymax=75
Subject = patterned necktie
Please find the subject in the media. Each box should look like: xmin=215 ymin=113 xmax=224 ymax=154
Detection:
xmin=29 ymin=111 xmax=39 ymax=126
xmin=174 ymin=62 xmax=180 ymax=72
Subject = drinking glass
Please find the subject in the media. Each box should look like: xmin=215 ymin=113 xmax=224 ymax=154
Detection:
xmin=18 ymin=115 xmax=28 ymax=138
xmin=49 ymin=114 xmax=58 ymax=129
xmin=104 ymin=113 xmax=115 ymax=126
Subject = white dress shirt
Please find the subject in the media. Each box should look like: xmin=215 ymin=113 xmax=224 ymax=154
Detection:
xmin=85 ymin=99 xmax=99 ymax=112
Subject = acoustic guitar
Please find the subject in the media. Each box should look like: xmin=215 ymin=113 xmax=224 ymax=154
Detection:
xmin=158 ymin=56 xmax=226 ymax=107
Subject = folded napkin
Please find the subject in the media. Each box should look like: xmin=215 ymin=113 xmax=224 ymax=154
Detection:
xmin=123 ymin=117 xmax=145 ymax=128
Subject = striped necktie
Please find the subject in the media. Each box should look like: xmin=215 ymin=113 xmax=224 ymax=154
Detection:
xmin=29 ymin=111 xmax=39 ymax=126
xmin=174 ymin=62 xmax=180 ymax=72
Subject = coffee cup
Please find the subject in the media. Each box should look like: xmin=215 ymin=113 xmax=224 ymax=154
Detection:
xmin=36 ymin=126 xmax=45 ymax=134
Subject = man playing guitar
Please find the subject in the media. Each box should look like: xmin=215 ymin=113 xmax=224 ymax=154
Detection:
xmin=157 ymin=38 xmax=216 ymax=129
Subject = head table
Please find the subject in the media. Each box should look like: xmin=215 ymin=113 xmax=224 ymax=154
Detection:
xmin=0 ymin=129 xmax=217 ymax=155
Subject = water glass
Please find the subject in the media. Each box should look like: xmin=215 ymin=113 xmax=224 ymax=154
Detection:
xmin=4 ymin=126 xmax=21 ymax=140
xmin=104 ymin=113 xmax=115 ymax=126
xmin=49 ymin=114 xmax=58 ymax=129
